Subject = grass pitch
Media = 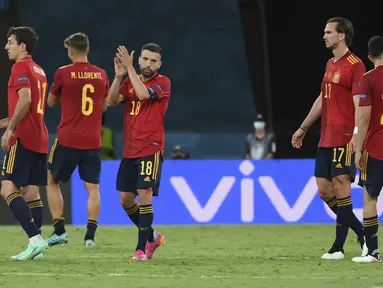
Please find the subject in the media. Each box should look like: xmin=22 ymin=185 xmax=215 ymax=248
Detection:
xmin=0 ymin=225 xmax=382 ymax=288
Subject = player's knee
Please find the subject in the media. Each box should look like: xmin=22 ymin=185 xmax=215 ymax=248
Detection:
xmin=84 ymin=182 xmax=99 ymax=196
xmin=317 ymin=190 xmax=333 ymax=201
xmin=0 ymin=180 xmax=18 ymax=199
xmin=119 ymin=192 xmax=136 ymax=208
xmin=47 ymin=171 xmax=58 ymax=186
xmin=137 ymin=188 xmax=153 ymax=205
xmin=316 ymin=179 xmax=333 ymax=201
xmin=332 ymin=175 xmax=351 ymax=197
xmin=364 ymin=191 xmax=377 ymax=206
xmin=0 ymin=185 xmax=6 ymax=199
xmin=21 ymin=185 xmax=40 ymax=201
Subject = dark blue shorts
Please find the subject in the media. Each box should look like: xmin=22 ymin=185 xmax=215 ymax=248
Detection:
xmin=48 ymin=139 xmax=101 ymax=184
xmin=358 ymin=152 xmax=383 ymax=197
xmin=0 ymin=140 xmax=47 ymax=187
xmin=314 ymin=143 xmax=356 ymax=182
xmin=117 ymin=151 xmax=163 ymax=196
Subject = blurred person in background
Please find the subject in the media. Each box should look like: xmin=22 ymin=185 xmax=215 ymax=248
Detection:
xmin=101 ymin=114 xmax=115 ymax=160
xmin=171 ymin=145 xmax=190 ymax=159
xmin=245 ymin=114 xmax=276 ymax=160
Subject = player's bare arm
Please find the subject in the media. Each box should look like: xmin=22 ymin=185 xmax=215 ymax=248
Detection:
xmin=126 ymin=67 xmax=150 ymax=100
xmin=116 ymin=46 xmax=150 ymax=101
xmin=0 ymin=117 xmax=9 ymax=129
xmin=47 ymin=92 xmax=61 ymax=107
xmin=1 ymin=87 xmax=31 ymax=152
xmin=291 ymin=93 xmax=322 ymax=148
xmin=107 ymin=75 xmax=124 ymax=106
xmin=8 ymin=87 xmax=31 ymax=130
xmin=106 ymin=57 xmax=126 ymax=106
xmin=349 ymin=94 xmax=360 ymax=152
xmin=355 ymin=105 xmax=371 ymax=170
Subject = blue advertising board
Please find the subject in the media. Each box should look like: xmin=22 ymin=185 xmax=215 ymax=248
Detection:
xmin=71 ymin=160 xmax=382 ymax=225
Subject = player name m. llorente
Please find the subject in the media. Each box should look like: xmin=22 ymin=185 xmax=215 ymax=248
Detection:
xmin=71 ymin=71 xmax=103 ymax=80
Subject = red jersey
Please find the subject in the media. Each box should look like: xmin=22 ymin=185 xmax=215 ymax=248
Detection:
xmin=119 ymin=73 xmax=171 ymax=158
xmin=359 ymin=66 xmax=383 ymax=160
xmin=50 ymin=62 xmax=109 ymax=150
xmin=318 ymin=51 xmax=366 ymax=147
xmin=7 ymin=56 xmax=48 ymax=154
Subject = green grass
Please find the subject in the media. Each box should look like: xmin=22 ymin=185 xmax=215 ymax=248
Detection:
xmin=0 ymin=225 xmax=382 ymax=288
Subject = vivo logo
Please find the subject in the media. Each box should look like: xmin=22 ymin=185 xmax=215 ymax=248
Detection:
xmin=170 ymin=161 xmax=383 ymax=223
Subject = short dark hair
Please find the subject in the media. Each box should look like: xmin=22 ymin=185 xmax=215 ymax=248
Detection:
xmin=141 ymin=43 xmax=162 ymax=56
xmin=64 ymin=32 xmax=89 ymax=53
xmin=368 ymin=36 xmax=383 ymax=59
xmin=327 ymin=17 xmax=354 ymax=47
xmin=7 ymin=26 xmax=38 ymax=55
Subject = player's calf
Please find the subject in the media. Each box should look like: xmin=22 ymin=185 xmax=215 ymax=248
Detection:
xmin=327 ymin=175 xmax=353 ymax=255
xmin=360 ymin=189 xmax=380 ymax=260
xmin=22 ymin=185 xmax=44 ymax=235
xmin=1 ymin=180 xmax=44 ymax=247
xmin=84 ymin=182 xmax=100 ymax=244
xmin=47 ymin=172 xmax=66 ymax=234
xmin=120 ymin=192 xmax=158 ymax=244
xmin=135 ymin=188 xmax=154 ymax=253
xmin=317 ymin=175 xmax=365 ymax=249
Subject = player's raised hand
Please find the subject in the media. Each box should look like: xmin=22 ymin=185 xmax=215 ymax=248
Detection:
xmin=116 ymin=46 xmax=135 ymax=70
xmin=291 ymin=127 xmax=306 ymax=149
xmin=355 ymin=149 xmax=363 ymax=171
xmin=114 ymin=57 xmax=127 ymax=77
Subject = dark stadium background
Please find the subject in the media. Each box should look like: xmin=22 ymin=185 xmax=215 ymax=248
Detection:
xmin=0 ymin=0 xmax=380 ymax=224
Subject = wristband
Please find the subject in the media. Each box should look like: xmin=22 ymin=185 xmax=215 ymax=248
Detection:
xmin=353 ymin=127 xmax=358 ymax=135
xmin=299 ymin=127 xmax=307 ymax=133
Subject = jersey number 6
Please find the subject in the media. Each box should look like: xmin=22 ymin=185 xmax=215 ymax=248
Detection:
xmin=82 ymin=84 xmax=94 ymax=116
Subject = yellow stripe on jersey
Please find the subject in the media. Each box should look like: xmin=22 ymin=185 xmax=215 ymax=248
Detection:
xmin=347 ymin=55 xmax=358 ymax=65
xmin=349 ymin=54 xmax=359 ymax=63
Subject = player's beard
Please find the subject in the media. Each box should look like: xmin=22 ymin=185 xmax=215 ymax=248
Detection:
xmin=141 ymin=68 xmax=156 ymax=78
xmin=326 ymin=42 xmax=338 ymax=50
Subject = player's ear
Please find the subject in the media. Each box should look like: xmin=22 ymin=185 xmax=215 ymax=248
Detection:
xmin=158 ymin=61 xmax=162 ymax=69
xmin=368 ymin=55 xmax=373 ymax=63
xmin=19 ymin=42 xmax=27 ymax=52
xmin=68 ymin=47 xmax=75 ymax=57
xmin=339 ymin=33 xmax=345 ymax=42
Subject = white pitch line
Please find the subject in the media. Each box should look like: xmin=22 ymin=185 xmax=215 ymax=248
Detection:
xmin=81 ymin=255 xmax=186 ymax=259
xmin=0 ymin=272 xmax=381 ymax=281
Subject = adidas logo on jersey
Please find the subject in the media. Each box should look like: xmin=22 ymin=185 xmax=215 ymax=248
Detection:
xmin=335 ymin=163 xmax=343 ymax=169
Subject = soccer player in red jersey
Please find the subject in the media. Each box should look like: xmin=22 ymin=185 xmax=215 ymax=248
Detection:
xmin=352 ymin=36 xmax=383 ymax=263
xmin=45 ymin=33 xmax=109 ymax=248
xmin=0 ymin=26 xmax=49 ymax=260
xmin=291 ymin=17 xmax=367 ymax=260
xmin=107 ymin=43 xmax=171 ymax=260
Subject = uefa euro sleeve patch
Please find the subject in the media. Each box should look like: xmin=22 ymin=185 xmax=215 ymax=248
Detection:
xmin=16 ymin=76 xmax=28 ymax=82
xmin=155 ymin=83 xmax=163 ymax=93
